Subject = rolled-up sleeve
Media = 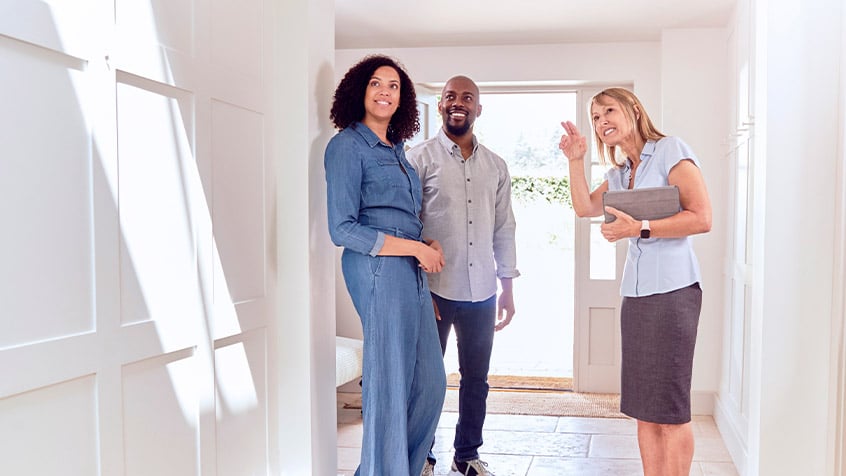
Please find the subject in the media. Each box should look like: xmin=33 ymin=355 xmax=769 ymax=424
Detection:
xmin=493 ymin=161 xmax=520 ymax=280
xmin=324 ymin=135 xmax=384 ymax=256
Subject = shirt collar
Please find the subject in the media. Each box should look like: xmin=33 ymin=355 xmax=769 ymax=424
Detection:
xmin=623 ymin=140 xmax=657 ymax=171
xmin=436 ymin=127 xmax=478 ymax=158
xmin=640 ymin=140 xmax=657 ymax=160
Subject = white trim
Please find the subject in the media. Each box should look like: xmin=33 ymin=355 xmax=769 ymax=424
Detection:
xmin=714 ymin=394 xmax=749 ymax=476
xmin=831 ymin=3 xmax=846 ymax=473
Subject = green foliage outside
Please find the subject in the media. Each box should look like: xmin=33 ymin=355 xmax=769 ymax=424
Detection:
xmin=511 ymin=176 xmax=572 ymax=208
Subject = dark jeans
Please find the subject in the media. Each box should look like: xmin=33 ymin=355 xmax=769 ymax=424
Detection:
xmin=429 ymin=293 xmax=496 ymax=463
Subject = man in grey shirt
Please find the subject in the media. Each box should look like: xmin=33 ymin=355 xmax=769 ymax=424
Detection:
xmin=407 ymin=75 xmax=519 ymax=476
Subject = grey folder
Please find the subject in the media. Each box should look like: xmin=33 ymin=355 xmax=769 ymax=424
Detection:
xmin=602 ymin=185 xmax=680 ymax=223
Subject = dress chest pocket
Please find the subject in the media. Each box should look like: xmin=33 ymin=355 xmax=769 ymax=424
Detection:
xmin=366 ymin=156 xmax=408 ymax=189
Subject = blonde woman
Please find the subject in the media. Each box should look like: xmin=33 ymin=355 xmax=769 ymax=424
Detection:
xmin=559 ymin=88 xmax=712 ymax=476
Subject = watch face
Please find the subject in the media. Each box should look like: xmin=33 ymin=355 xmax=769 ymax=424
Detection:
xmin=640 ymin=229 xmax=651 ymax=239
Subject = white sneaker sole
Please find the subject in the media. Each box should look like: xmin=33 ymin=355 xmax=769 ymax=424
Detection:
xmin=448 ymin=464 xmax=492 ymax=476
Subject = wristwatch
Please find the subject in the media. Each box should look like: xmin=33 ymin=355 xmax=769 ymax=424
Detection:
xmin=640 ymin=220 xmax=651 ymax=239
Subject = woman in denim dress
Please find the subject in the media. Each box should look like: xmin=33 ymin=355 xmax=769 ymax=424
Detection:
xmin=324 ymin=55 xmax=447 ymax=476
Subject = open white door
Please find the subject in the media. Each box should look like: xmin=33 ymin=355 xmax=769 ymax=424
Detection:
xmin=573 ymin=87 xmax=626 ymax=393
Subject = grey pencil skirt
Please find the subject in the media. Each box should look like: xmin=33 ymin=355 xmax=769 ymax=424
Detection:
xmin=620 ymin=282 xmax=702 ymax=424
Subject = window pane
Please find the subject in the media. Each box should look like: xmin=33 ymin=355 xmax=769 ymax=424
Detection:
xmin=590 ymin=220 xmax=616 ymax=280
xmin=475 ymin=92 xmax=575 ymax=178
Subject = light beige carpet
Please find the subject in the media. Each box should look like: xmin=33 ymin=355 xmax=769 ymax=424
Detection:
xmin=442 ymin=388 xmax=625 ymax=418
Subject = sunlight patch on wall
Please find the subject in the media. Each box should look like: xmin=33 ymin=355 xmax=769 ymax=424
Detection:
xmin=215 ymin=342 xmax=259 ymax=415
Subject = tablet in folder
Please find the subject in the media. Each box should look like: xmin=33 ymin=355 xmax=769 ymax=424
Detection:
xmin=602 ymin=185 xmax=680 ymax=223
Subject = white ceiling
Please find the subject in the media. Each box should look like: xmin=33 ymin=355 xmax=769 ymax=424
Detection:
xmin=335 ymin=0 xmax=736 ymax=49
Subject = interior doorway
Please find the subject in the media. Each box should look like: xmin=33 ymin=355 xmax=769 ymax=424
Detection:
xmin=442 ymin=90 xmax=577 ymax=391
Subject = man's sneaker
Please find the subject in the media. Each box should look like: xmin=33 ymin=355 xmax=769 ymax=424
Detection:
xmin=450 ymin=457 xmax=494 ymax=476
xmin=420 ymin=460 xmax=435 ymax=476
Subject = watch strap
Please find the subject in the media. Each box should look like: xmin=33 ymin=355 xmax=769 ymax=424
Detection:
xmin=640 ymin=220 xmax=651 ymax=239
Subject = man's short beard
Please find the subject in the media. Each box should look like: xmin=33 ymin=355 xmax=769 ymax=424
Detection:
xmin=445 ymin=120 xmax=472 ymax=137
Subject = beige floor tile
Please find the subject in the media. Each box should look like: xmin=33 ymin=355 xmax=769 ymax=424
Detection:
xmin=431 ymin=454 xmax=532 ymax=476
xmin=555 ymin=416 xmax=638 ymax=435
xmin=700 ymin=461 xmax=741 ymax=475
xmin=529 ymin=456 xmax=643 ymax=475
xmin=479 ymin=429 xmax=590 ymax=457
xmin=337 ymin=446 xmax=360 ymax=472
xmin=693 ymin=437 xmax=734 ymax=462
xmin=693 ymin=416 xmax=724 ymax=438
xmin=477 ymin=412 xmax=560 ymax=432
xmin=436 ymin=411 xmax=456 ymax=428
xmin=589 ymin=434 xmax=642 ymax=459
xmin=337 ymin=423 xmax=363 ymax=447
xmin=337 ymin=391 xmax=739 ymax=475
xmin=431 ymin=428 xmax=458 ymax=453
xmin=428 ymin=451 xmax=453 ymax=475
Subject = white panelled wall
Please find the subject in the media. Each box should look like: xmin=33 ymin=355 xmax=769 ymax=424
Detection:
xmin=0 ymin=0 xmax=338 ymax=474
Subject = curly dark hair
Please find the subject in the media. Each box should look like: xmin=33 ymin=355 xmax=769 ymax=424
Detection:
xmin=330 ymin=55 xmax=420 ymax=143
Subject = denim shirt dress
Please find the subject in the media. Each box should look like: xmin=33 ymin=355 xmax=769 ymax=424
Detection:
xmin=324 ymin=121 xmax=446 ymax=475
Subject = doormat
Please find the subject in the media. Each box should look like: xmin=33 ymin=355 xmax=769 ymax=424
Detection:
xmin=442 ymin=388 xmax=625 ymax=418
xmin=343 ymin=389 xmax=625 ymax=419
xmin=447 ymin=373 xmax=573 ymax=392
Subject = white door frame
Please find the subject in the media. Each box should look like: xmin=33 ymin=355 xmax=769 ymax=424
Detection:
xmin=573 ymin=85 xmax=629 ymax=394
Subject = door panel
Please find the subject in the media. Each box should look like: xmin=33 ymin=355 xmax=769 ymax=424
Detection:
xmin=122 ymin=351 xmax=200 ymax=476
xmin=210 ymin=100 xmax=266 ymax=305
xmin=0 ymin=376 xmax=98 ymax=475
xmin=0 ymin=35 xmax=94 ymax=347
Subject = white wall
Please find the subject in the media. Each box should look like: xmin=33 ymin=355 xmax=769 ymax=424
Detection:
xmin=747 ymin=0 xmax=844 ymax=474
xmin=336 ymin=37 xmax=728 ymax=404
xmin=273 ymin=0 xmax=337 ymax=474
xmin=660 ymin=28 xmax=730 ymax=408
xmin=834 ymin=3 xmax=846 ymax=472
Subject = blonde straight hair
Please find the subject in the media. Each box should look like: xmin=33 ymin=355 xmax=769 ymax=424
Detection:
xmin=591 ymin=88 xmax=665 ymax=168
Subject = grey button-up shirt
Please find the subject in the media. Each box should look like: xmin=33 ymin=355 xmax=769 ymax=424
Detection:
xmin=407 ymin=128 xmax=520 ymax=302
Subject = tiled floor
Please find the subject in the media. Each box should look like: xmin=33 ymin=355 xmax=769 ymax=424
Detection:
xmin=337 ymin=391 xmax=739 ymax=476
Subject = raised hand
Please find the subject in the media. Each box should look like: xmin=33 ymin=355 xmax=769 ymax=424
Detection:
xmin=559 ymin=121 xmax=587 ymax=162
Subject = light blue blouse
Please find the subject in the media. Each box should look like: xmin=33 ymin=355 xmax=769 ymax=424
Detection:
xmin=605 ymin=137 xmax=703 ymax=297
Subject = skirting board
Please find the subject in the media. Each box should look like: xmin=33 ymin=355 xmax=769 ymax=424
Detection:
xmin=713 ymin=394 xmax=748 ymax=475
xmin=692 ymin=390 xmax=715 ymax=416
